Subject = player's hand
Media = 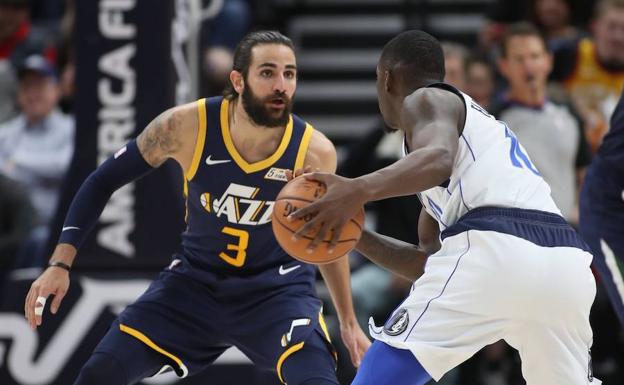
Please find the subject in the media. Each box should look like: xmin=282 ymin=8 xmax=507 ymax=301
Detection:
xmin=24 ymin=266 xmax=70 ymax=329
xmin=340 ymin=319 xmax=371 ymax=367
xmin=285 ymin=165 xmax=313 ymax=181
xmin=288 ymin=173 xmax=368 ymax=252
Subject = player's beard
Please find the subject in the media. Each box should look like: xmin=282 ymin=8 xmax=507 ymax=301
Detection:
xmin=241 ymin=86 xmax=292 ymax=128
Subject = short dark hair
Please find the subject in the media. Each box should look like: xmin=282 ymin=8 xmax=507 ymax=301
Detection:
xmin=380 ymin=30 xmax=445 ymax=86
xmin=500 ymin=22 xmax=548 ymax=57
xmin=223 ymin=30 xmax=295 ymax=100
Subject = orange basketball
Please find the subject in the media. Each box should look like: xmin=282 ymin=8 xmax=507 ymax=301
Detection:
xmin=272 ymin=176 xmax=365 ymax=264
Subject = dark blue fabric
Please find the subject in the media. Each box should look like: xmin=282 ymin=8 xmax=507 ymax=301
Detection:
xmin=351 ymin=341 xmax=431 ymax=385
xmin=117 ymin=270 xmax=332 ymax=378
xmin=580 ymin=161 xmax=624 ymax=327
xmin=75 ymin=321 xmax=167 ymax=385
xmin=58 ymin=139 xmax=154 ymax=248
xmin=441 ymin=206 xmax=591 ymax=252
xmin=598 ymin=89 xmax=624 ymax=169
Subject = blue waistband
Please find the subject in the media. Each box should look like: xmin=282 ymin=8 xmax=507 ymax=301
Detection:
xmin=440 ymin=206 xmax=591 ymax=252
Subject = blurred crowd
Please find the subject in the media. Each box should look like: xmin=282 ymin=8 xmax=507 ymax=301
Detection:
xmin=0 ymin=0 xmax=622 ymax=384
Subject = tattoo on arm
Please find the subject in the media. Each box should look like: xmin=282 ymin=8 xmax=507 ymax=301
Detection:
xmin=137 ymin=109 xmax=183 ymax=167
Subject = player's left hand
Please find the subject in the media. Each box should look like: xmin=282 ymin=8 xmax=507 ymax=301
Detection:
xmin=288 ymin=173 xmax=368 ymax=252
xmin=340 ymin=319 xmax=371 ymax=367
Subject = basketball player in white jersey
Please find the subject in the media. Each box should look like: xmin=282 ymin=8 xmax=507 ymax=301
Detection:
xmin=289 ymin=30 xmax=599 ymax=385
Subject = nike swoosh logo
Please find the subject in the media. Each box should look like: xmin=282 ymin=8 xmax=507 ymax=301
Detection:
xmin=205 ymin=155 xmax=231 ymax=166
xmin=279 ymin=264 xmax=301 ymax=275
xmin=62 ymin=226 xmax=80 ymax=232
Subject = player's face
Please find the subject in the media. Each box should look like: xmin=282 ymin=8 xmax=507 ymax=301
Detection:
xmin=242 ymin=44 xmax=297 ymax=128
xmin=499 ymin=35 xmax=552 ymax=94
xmin=593 ymin=8 xmax=624 ymax=66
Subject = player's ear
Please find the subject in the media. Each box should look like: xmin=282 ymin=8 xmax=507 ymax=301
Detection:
xmin=230 ymin=70 xmax=244 ymax=95
xmin=383 ymin=69 xmax=392 ymax=93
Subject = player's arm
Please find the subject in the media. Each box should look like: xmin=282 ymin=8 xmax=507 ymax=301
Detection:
xmin=303 ymin=129 xmax=371 ymax=367
xmin=289 ymin=87 xmax=462 ymax=249
xmin=24 ymin=102 xmax=199 ymax=330
xmin=356 ymin=209 xmax=440 ymax=281
xmin=355 ymin=88 xmax=463 ymax=200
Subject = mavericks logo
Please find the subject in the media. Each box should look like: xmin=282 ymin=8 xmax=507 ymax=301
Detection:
xmin=383 ymin=308 xmax=409 ymax=336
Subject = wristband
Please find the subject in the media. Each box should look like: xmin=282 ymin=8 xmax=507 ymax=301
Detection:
xmin=49 ymin=261 xmax=71 ymax=271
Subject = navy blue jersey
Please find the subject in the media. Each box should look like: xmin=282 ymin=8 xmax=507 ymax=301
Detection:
xmin=599 ymin=89 xmax=624 ymax=169
xmin=176 ymin=96 xmax=316 ymax=294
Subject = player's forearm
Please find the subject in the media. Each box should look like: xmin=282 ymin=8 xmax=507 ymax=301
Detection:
xmin=356 ymin=230 xmax=427 ymax=282
xmin=49 ymin=243 xmax=78 ymax=266
xmin=318 ymin=258 xmax=358 ymax=325
xmin=355 ymin=147 xmax=453 ymax=202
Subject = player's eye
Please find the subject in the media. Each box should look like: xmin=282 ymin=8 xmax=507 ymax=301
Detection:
xmin=261 ymin=70 xmax=272 ymax=78
xmin=284 ymin=71 xmax=296 ymax=79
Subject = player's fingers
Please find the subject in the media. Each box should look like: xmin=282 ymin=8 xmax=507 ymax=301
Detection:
xmin=287 ymin=201 xmax=320 ymax=221
xmin=302 ymin=172 xmax=328 ymax=183
xmin=24 ymin=288 xmax=33 ymax=321
xmin=285 ymin=169 xmax=293 ymax=181
xmin=293 ymin=165 xmax=312 ymax=178
xmin=26 ymin=285 xmax=40 ymax=329
xmin=34 ymin=287 xmax=53 ymax=327
xmin=50 ymin=288 xmax=67 ymax=314
xmin=293 ymin=218 xmax=318 ymax=240
xmin=327 ymin=221 xmax=345 ymax=254
xmin=306 ymin=221 xmax=330 ymax=252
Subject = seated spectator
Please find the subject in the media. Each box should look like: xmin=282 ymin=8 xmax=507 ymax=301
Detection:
xmin=532 ymin=0 xmax=584 ymax=48
xmin=202 ymin=0 xmax=252 ymax=96
xmin=0 ymin=173 xmax=33 ymax=281
xmin=493 ymin=22 xmax=591 ymax=225
xmin=0 ymin=0 xmax=56 ymax=124
xmin=441 ymin=41 xmax=469 ymax=89
xmin=465 ymin=57 xmax=495 ymax=109
xmin=551 ymin=0 xmax=624 ymax=151
xmin=0 ymin=54 xmax=74 ymax=266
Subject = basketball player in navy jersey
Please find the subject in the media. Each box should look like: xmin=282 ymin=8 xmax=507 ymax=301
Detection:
xmin=580 ymin=89 xmax=624 ymax=329
xmin=291 ymin=30 xmax=598 ymax=385
xmin=23 ymin=31 xmax=369 ymax=385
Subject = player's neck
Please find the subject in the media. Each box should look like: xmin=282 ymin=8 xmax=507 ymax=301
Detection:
xmin=507 ymin=86 xmax=546 ymax=108
xmin=229 ymin=98 xmax=287 ymax=162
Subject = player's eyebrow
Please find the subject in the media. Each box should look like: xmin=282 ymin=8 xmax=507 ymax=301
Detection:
xmin=258 ymin=63 xmax=297 ymax=70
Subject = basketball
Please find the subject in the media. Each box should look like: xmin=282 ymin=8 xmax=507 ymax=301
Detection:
xmin=272 ymin=177 xmax=365 ymax=264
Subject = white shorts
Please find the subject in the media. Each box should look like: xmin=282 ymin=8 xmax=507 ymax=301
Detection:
xmin=369 ymin=230 xmax=599 ymax=385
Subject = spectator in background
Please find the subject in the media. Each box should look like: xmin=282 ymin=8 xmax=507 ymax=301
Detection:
xmin=202 ymin=0 xmax=252 ymax=96
xmin=494 ymin=22 xmax=591 ymax=225
xmin=0 ymin=54 xmax=74 ymax=267
xmin=441 ymin=42 xmax=468 ymax=89
xmin=532 ymin=0 xmax=583 ymax=47
xmin=0 ymin=173 xmax=34 ymax=284
xmin=0 ymin=0 xmax=56 ymax=124
xmin=551 ymin=0 xmax=624 ymax=152
xmin=465 ymin=57 xmax=495 ymax=109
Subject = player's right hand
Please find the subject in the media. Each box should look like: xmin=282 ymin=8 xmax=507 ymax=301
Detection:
xmin=24 ymin=266 xmax=70 ymax=330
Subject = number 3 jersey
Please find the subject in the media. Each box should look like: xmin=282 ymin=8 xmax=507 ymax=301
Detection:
xmin=175 ymin=96 xmax=316 ymax=294
xmin=413 ymin=84 xmax=561 ymax=232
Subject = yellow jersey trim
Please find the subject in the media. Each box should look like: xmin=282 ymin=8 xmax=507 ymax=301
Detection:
xmin=319 ymin=312 xmax=338 ymax=361
xmin=119 ymin=324 xmax=189 ymax=378
xmin=186 ymin=98 xmax=207 ymax=181
xmin=220 ymin=98 xmax=293 ymax=174
xmin=276 ymin=341 xmax=305 ymax=383
xmin=294 ymin=123 xmax=313 ymax=171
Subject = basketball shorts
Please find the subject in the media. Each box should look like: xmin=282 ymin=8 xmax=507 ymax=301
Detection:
xmin=112 ymin=270 xmax=336 ymax=382
xmin=580 ymin=161 xmax=624 ymax=328
xmin=368 ymin=207 xmax=600 ymax=385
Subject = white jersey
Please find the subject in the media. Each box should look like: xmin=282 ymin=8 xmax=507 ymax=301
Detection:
xmin=409 ymin=86 xmax=561 ymax=231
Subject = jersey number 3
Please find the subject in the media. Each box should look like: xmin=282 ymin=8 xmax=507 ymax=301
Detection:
xmin=220 ymin=226 xmax=249 ymax=267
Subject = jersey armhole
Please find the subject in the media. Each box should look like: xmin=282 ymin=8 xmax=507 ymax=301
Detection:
xmin=185 ymin=98 xmax=207 ymax=181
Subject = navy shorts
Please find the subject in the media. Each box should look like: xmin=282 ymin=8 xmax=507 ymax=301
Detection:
xmin=103 ymin=270 xmax=336 ymax=382
xmin=580 ymin=163 xmax=624 ymax=327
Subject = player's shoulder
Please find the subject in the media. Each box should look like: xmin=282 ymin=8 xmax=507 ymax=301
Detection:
xmin=307 ymin=127 xmax=335 ymax=158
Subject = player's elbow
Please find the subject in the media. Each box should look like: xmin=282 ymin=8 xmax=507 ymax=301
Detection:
xmin=428 ymin=147 xmax=454 ymax=182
